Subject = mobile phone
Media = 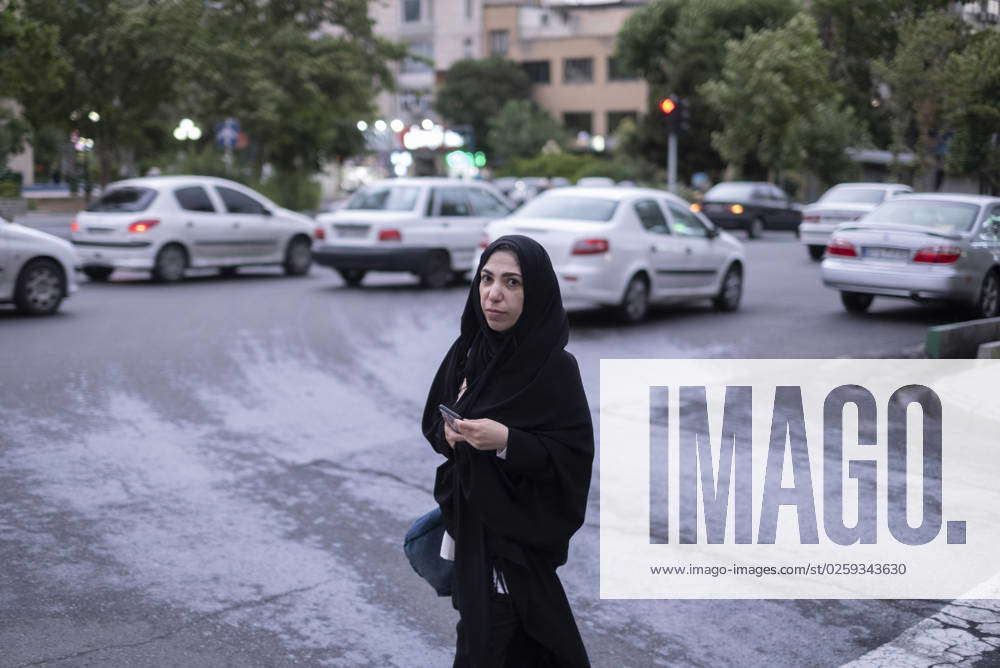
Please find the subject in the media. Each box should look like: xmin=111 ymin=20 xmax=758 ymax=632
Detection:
xmin=438 ymin=404 xmax=462 ymax=431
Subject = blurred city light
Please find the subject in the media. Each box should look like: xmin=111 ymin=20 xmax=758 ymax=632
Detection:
xmin=88 ymin=111 xmax=101 ymax=122
xmin=173 ymin=118 xmax=202 ymax=141
xmin=374 ymin=120 xmax=387 ymax=132
xmin=421 ymin=118 xmax=434 ymax=130
xmin=357 ymin=120 xmax=368 ymax=131
xmin=390 ymin=119 xmax=405 ymax=132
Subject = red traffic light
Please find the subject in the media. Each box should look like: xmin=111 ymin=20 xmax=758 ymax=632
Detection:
xmin=659 ymin=98 xmax=677 ymax=115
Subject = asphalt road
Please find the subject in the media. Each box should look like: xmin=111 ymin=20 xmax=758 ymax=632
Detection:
xmin=1 ymin=227 xmax=995 ymax=667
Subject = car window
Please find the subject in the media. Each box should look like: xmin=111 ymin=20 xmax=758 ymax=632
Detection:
xmin=347 ymin=185 xmax=421 ymax=211
xmin=174 ymin=186 xmax=216 ymax=213
xmin=513 ymin=195 xmax=618 ymax=222
xmin=436 ymin=188 xmax=471 ymax=217
xmin=982 ymin=206 xmax=1000 ymax=240
xmin=668 ymin=203 xmax=711 ymax=238
xmin=705 ymin=183 xmax=753 ymax=201
xmin=86 ymin=186 xmax=157 ymax=212
xmin=821 ymin=187 xmax=888 ymax=205
xmin=770 ymin=185 xmax=787 ymax=201
xmin=467 ymin=188 xmax=511 ymax=217
xmin=865 ymin=200 xmax=979 ymax=232
xmin=633 ymin=199 xmax=669 ymax=234
xmin=216 ymin=186 xmax=267 ymax=215
xmin=751 ymin=187 xmax=770 ymax=200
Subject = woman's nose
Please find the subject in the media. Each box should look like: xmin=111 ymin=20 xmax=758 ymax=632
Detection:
xmin=488 ymin=284 xmax=503 ymax=301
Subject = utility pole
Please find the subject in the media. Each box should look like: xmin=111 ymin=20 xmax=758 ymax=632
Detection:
xmin=658 ymin=97 xmax=679 ymax=193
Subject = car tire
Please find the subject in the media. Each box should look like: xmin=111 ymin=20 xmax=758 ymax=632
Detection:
xmin=975 ymin=270 xmax=1000 ymax=319
xmin=419 ymin=251 xmax=452 ymax=289
xmin=452 ymin=270 xmax=469 ymax=285
xmin=617 ymin=274 xmax=649 ymax=323
xmin=807 ymin=245 xmax=825 ymax=261
xmin=83 ymin=266 xmax=114 ymax=282
xmin=841 ymin=291 xmax=874 ymax=313
xmin=713 ymin=264 xmax=743 ymax=312
xmin=337 ymin=268 xmax=367 ymax=287
xmin=747 ymin=217 xmax=764 ymax=239
xmin=152 ymin=244 xmax=187 ymax=282
xmin=14 ymin=258 xmax=65 ymax=315
xmin=283 ymin=236 xmax=312 ymax=276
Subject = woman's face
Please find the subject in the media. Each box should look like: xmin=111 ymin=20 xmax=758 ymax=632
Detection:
xmin=479 ymin=250 xmax=524 ymax=333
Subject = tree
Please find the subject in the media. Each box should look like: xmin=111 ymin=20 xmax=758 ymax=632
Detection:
xmin=943 ymin=29 xmax=1000 ymax=194
xmin=434 ymin=57 xmax=532 ymax=155
xmin=486 ymin=100 xmax=565 ymax=165
xmin=0 ymin=0 xmax=67 ymax=165
xmin=700 ymin=13 xmax=865 ymax=184
xmin=810 ymin=0 xmax=951 ymax=148
xmin=873 ymin=11 xmax=967 ymax=184
xmin=613 ymin=0 xmax=798 ymax=176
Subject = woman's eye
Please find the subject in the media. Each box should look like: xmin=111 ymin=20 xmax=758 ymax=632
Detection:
xmin=506 ymin=279 xmax=520 ymax=288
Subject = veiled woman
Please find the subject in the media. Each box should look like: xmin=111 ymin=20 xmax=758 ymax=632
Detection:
xmin=422 ymin=235 xmax=594 ymax=667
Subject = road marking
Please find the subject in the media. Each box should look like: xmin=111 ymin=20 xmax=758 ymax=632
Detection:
xmin=843 ymin=574 xmax=1000 ymax=667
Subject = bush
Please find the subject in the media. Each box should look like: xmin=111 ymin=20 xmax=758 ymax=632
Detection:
xmin=251 ymin=171 xmax=320 ymax=213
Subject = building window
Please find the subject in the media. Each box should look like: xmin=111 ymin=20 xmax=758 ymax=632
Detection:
xmin=465 ymin=0 xmax=473 ymax=20
xmin=403 ymin=0 xmax=422 ymax=22
xmin=463 ymin=37 xmax=473 ymax=58
xmin=563 ymin=58 xmax=593 ymax=84
xmin=489 ymin=30 xmax=509 ymax=56
xmin=608 ymin=56 xmax=638 ymax=81
xmin=607 ymin=111 xmax=638 ymax=133
xmin=522 ymin=60 xmax=550 ymax=84
xmin=563 ymin=112 xmax=593 ymax=136
xmin=402 ymin=41 xmax=434 ymax=74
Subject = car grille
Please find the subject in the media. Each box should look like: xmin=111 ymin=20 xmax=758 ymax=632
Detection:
xmin=334 ymin=224 xmax=370 ymax=238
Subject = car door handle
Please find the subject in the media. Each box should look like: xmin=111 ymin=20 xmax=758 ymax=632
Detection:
xmin=232 ymin=222 xmax=241 ymax=228
xmin=650 ymin=245 xmax=657 ymax=253
xmin=186 ymin=221 xmax=194 ymax=228
xmin=685 ymin=247 xmax=693 ymax=255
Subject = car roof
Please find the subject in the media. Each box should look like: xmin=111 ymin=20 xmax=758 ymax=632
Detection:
xmin=828 ymin=182 xmax=911 ymax=189
xmin=106 ymin=175 xmax=248 ymax=189
xmin=889 ymin=192 xmax=1000 ymax=205
xmin=546 ymin=186 xmax=686 ymax=202
xmin=367 ymin=177 xmax=493 ymax=187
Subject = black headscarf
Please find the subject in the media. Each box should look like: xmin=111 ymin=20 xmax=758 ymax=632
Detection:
xmin=422 ymin=235 xmax=594 ymax=667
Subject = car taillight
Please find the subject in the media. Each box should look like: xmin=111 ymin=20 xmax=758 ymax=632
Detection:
xmin=826 ymin=238 xmax=857 ymax=257
xmin=689 ymin=202 xmax=702 ymax=213
xmin=730 ymin=204 xmax=744 ymax=214
xmin=70 ymin=219 xmax=80 ymax=232
xmin=314 ymin=227 xmax=326 ymax=240
xmin=378 ymin=229 xmax=402 ymax=242
xmin=479 ymin=232 xmax=490 ymax=249
xmin=801 ymin=215 xmax=820 ymax=223
xmin=128 ymin=219 xmax=159 ymax=233
xmin=913 ymin=245 xmax=961 ymax=263
xmin=571 ymin=238 xmax=609 ymax=255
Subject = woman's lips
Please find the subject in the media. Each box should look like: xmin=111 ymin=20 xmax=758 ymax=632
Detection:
xmin=485 ymin=309 xmax=505 ymax=317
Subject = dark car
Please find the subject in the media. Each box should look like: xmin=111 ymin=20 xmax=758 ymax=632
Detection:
xmin=695 ymin=181 xmax=802 ymax=239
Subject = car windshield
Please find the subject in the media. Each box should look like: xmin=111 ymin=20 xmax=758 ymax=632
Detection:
xmin=704 ymin=183 xmax=754 ymax=201
xmin=344 ymin=185 xmax=420 ymax=211
xmin=513 ymin=195 xmax=619 ymax=222
xmin=821 ymin=187 xmax=887 ymax=205
xmin=862 ymin=200 xmax=980 ymax=232
xmin=86 ymin=186 xmax=157 ymax=212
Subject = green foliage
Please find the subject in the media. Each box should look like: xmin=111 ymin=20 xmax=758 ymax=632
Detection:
xmin=943 ymin=30 xmax=1000 ymax=193
xmin=700 ymin=13 xmax=865 ymax=185
xmin=252 ymin=171 xmax=321 ymax=213
xmin=434 ymin=57 xmax=532 ymax=155
xmin=486 ymin=100 xmax=566 ymax=165
xmin=496 ymin=152 xmax=657 ymax=185
xmin=873 ymin=11 xmax=967 ymax=180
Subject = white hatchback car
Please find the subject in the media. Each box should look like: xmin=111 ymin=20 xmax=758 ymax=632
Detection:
xmin=480 ymin=187 xmax=746 ymax=322
xmin=800 ymin=183 xmax=912 ymax=260
xmin=71 ymin=176 xmax=317 ymax=282
xmin=312 ymin=178 xmax=514 ymax=288
xmin=0 ymin=216 xmax=79 ymax=315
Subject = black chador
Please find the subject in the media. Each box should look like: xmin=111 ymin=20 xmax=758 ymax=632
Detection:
xmin=422 ymin=235 xmax=594 ymax=667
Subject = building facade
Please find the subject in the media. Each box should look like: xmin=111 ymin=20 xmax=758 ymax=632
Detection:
xmin=482 ymin=1 xmax=648 ymax=141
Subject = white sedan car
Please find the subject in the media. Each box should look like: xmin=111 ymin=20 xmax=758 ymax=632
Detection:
xmin=800 ymin=182 xmax=912 ymax=260
xmin=480 ymin=187 xmax=746 ymax=322
xmin=71 ymin=176 xmax=317 ymax=282
xmin=1 ymin=216 xmax=79 ymax=315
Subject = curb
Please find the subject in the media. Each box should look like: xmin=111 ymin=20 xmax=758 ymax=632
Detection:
xmin=925 ymin=317 xmax=1000 ymax=358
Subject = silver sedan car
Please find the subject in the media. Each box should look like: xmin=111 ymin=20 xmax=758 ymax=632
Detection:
xmin=821 ymin=193 xmax=1000 ymax=316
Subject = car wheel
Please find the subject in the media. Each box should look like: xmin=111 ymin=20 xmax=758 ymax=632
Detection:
xmin=807 ymin=245 xmax=825 ymax=261
xmin=14 ymin=258 xmax=65 ymax=315
xmin=747 ymin=217 xmax=764 ymax=239
xmin=975 ymin=270 xmax=1000 ymax=319
xmin=419 ymin=252 xmax=452 ymax=289
xmin=283 ymin=237 xmax=312 ymax=276
xmin=452 ymin=270 xmax=469 ymax=285
xmin=337 ymin=269 xmax=367 ymax=287
xmin=152 ymin=244 xmax=187 ymax=282
xmin=617 ymin=274 xmax=649 ymax=323
xmin=841 ymin=291 xmax=874 ymax=313
xmin=713 ymin=264 xmax=743 ymax=312
xmin=83 ymin=266 xmax=114 ymax=282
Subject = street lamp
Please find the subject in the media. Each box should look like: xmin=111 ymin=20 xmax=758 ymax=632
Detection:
xmin=88 ymin=111 xmax=101 ymax=123
xmin=390 ymin=119 xmax=404 ymax=132
xmin=357 ymin=120 xmax=368 ymax=132
xmin=173 ymin=118 xmax=202 ymax=141
xmin=374 ymin=119 xmax=387 ymax=132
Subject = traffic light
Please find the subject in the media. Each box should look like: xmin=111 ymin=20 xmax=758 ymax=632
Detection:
xmin=658 ymin=97 xmax=677 ymax=116
xmin=676 ymin=98 xmax=691 ymax=137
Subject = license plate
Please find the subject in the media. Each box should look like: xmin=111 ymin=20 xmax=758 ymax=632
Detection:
xmin=862 ymin=246 xmax=909 ymax=261
xmin=335 ymin=225 xmax=369 ymax=238
xmin=704 ymin=203 xmax=725 ymax=213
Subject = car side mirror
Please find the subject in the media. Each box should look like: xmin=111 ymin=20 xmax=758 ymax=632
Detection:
xmin=988 ymin=217 xmax=1000 ymax=237
xmin=262 ymin=208 xmax=273 ymax=217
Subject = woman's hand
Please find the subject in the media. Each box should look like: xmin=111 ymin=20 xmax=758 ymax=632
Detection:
xmin=453 ymin=418 xmax=509 ymax=451
xmin=443 ymin=421 xmax=463 ymax=449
